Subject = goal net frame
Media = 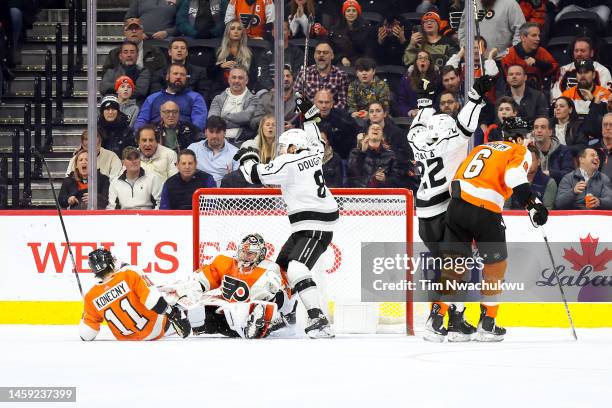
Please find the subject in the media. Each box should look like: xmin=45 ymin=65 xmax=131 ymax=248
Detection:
xmin=192 ymin=187 xmax=415 ymax=335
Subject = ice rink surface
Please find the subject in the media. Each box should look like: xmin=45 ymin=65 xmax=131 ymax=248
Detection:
xmin=1 ymin=325 xmax=611 ymax=408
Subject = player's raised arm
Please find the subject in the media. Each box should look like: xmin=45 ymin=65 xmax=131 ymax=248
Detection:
xmin=457 ymin=59 xmax=500 ymax=138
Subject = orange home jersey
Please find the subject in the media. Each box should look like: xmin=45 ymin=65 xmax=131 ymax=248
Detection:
xmin=81 ymin=267 xmax=167 ymax=341
xmin=196 ymin=254 xmax=283 ymax=303
xmin=226 ymin=0 xmax=274 ymax=38
xmin=453 ymin=142 xmax=531 ymax=213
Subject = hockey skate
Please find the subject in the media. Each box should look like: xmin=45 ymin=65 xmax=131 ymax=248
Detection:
xmin=476 ymin=305 xmax=506 ymax=342
xmin=305 ymin=308 xmax=335 ymax=339
xmin=447 ymin=304 xmax=476 ymax=342
xmin=423 ymin=303 xmax=447 ymax=343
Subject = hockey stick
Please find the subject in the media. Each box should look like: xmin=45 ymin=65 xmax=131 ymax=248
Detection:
xmin=472 ymin=0 xmax=485 ymax=76
xmin=301 ymin=14 xmax=314 ymax=97
xmin=32 ymin=148 xmax=84 ymax=297
xmin=540 ymin=226 xmax=578 ymax=340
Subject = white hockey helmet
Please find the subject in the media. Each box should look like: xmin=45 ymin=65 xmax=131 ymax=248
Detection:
xmin=425 ymin=114 xmax=458 ymax=143
xmin=279 ymin=128 xmax=309 ymax=153
xmin=236 ymin=233 xmax=267 ymax=269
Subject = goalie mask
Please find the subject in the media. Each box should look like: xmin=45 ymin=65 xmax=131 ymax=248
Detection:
xmin=237 ymin=233 xmax=267 ymax=269
xmin=278 ymin=128 xmax=309 ymax=154
xmin=501 ymin=117 xmax=530 ymax=143
xmin=425 ymin=114 xmax=458 ymax=144
xmin=88 ymin=248 xmax=116 ymax=277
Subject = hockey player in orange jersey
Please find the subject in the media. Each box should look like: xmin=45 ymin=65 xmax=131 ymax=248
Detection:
xmin=161 ymin=233 xmax=296 ymax=339
xmin=438 ymin=117 xmax=549 ymax=342
xmin=79 ymin=248 xmax=191 ymax=341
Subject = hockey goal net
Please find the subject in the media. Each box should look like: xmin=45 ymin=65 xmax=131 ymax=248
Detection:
xmin=192 ymin=188 xmax=419 ymax=335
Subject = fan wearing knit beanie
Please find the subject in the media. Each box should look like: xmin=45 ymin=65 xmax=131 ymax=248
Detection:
xmin=403 ymin=11 xmax=459 ymax=70
xmin=115 ymin=76 xmax=140 ymax=129
xmin=329 ymin=0 xmax=376 ymax=67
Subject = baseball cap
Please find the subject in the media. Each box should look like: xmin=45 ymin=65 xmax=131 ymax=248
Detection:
xmin=576 ymin=59 xmax=595 ymax=72
xmin=122 ymin=146 xmax=140 ymax=160
xmin=124 ymin=18 xmax=143 ymax=30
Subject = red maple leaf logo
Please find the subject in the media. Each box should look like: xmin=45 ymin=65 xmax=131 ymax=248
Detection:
xmin=562 ymin=234 xmax=612 ymax=272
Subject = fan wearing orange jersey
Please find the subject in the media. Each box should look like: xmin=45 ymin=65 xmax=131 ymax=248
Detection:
xmin=225 ymin=0 xmax=275 ymax=40
xmin=79 ymin=248 xmax=191 ymax=341
xmin=443 ymin=117 xmax=549 ymax=342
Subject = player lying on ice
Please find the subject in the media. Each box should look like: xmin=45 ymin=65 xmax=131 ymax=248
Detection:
xmin=160 ymin=233 xmax=298 ymax=339
xmin=79 ymin=248 xmax=191 ymax=341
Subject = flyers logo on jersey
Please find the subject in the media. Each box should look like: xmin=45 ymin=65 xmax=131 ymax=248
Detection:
xmin=222 ymin=275 xmax=250 ymax=302
xmin=239 ymin=13 xmax=260 ymax=28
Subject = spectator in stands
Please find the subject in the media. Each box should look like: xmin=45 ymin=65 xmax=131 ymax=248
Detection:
xmin=155 ymin=101 xmax=202 ymax=152
xmin=103 ymin=18 xmax=167 ymax=78
xmin=478 ymin=97 xmax=519 ymax=145
xmin=225 ymin=0 xmax=274 ymax=40
xmin=318 ymin=125 xmax=344 ymax=188
xmin=211 ymin=19 xmax=257 ymax=93
xmin=135 ymin=63 xmax=208 ymax=131
xmin=176 ymin=0 xmax=228 ymax=39
xmin=159 ymin=149 xmax=216 ymax=209
xmin=439 ymin=65 xmax=464 ymax=107
xmin=107 ymin=146 xmax=164 ymax=210
xmin=458 ymin=0 xmax=525 ymax=58
xmin=555 ymin=0 xmax=611 ymax=29
xmin=403 ymin=11 xmax=458 ymax=70
xmin=150 ymin=38 xmax=209 ymax=100
xmin=98 ymin=96 xmax=135 ymax=159
xmin=288 ymin=0 xmax=328 ymax=39
xmin=115 ymin=76 xmax=140 ymax=128
xmin=65 ymin=131 xmax=123 ymax=181
xmin=328 ymin=0 xmax=376 ymax=67
xmin=589 ymin=112 xmax=612 ymax=180
xmin=532 ymin=116 xmax=574 ymax=186
xmin=395 ymin=50 xmax=440 ymax=118
xmin=582 ymin=90 xmax=612 ymax=140
xmin=376 ymin=15 xmax=409 ymax=66
xmin=518 ymin=0 xmax=548 ymax=29
xmin=187 ymin=115 xmax=239 ymax=186
xmin=126 ymin=0 xmax=180 ymax=40
xmin=501 ymin=22 xmax=558 ymax=91
xmin=100 ymin=41 xmax=151 ymax=101
xmin=551 ymin=37 xmax=612 ymax=100
xmin=315 ymin=89 xmax=359 ymax=162
xmin=438 ymin=90 xmax=460 ymax=117
xmin=258 ymin=21 xmax=305 ymax=92
xmin=294 ymin=40 xmax=350 ymax=109
xmin=364 ymin=101 xmax=418 ymax=192
xmin=555 ymin=147 xmax=612 ymax=210
xmin=348 ymin=123 xmax=401 ymax=188
xmin=500 ymin=64 xmax=548 ymax=123
xmin=347 ymin=57 xmax=390 ymax=120
xmin=241 ymin=114 xmax=276 ymax=164
xmin=59 ymin=149 xmax=110 ymax=210
xmin=505 ymin=144 xmax=557 ymax=210
xmin=136 ymin=124 xmax=179 ymax=182
xmin=562 ymin=59 xmax=612 ymax=116
xmin=260 ymin=65 xmax=299 ymax=129
xmin=552 ymin=96 xmax=587 ymax=155
xmin=208 ymin=66 xmax=264 ymax=146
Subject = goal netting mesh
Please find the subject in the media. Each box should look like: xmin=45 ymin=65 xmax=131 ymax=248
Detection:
xmin=193 ymin=188 xmax=420 ymax=334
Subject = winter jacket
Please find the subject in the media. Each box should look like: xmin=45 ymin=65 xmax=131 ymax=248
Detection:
xmin=120 ymin=99 xmax=140 ymax=129
xmin=499 ymin=86 xmax=549 ymax=123
xmin=555 ymin=169 xmax=612 ymax=210
xmin=159 ymin=169 xmax=216 ymax=209
xmin=347 ymin=146 xmax=401 ymax=188
xmin=506 ymin=168 xmax=557 ymax=210
xmin=323 ymin=151 xmax=344 ymax=188
xmin=501 ymin=43 xmax=559 ymax=90
xmin=100 ymin=65 xmax=151 ymax=101
xmin=135 ymin=88 xmax=208 ymax=131
xmin=318 ymin=109 xmax=360 ymax=160
xmin=58 ymin=170 xmax=110 ymax=210
xmin=98 ymin=112 xmax=135 ymax=158
xmin=552 ymin=117 xmax=587 ymax=155
xmin=65 ymin=148 xmax=123 ymax=181
xmin=107 ymin=168 xmax=164 ymax=210
xmin=403 ymin=35 xmax=459 ymax=70
xmin=536 ymin=139 xmax=575 ymax=185
xmin=139 ymin=144 xmax=178 ymax=182
xmin=154 ymin=120 xmax=202 ymax=152
xmin=176 ymin=0 xmax=228 ymax=39
xmin=126 ymin=0 xmax=180 ymax=36
xmin=102 ymin=42 xmax=168 ymax=78
xmin=328 ymin=17 xmax=376 ymax=65
xmin=208 ymin=89 xmax=264 ymax=143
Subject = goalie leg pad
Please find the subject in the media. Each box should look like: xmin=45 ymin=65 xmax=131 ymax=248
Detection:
xmin=481 ymin=261 xmax=508 ymax=296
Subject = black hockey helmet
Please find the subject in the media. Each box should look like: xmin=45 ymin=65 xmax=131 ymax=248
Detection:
xmin=237 ymin=233 xmax=267 ymax=269
xmin=88 ymin=248 xmax=116 ymax=277
xmin=501 ymin=117 xmax=530 ymax=143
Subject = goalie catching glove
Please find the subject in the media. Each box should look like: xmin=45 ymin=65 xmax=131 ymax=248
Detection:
xmin=233 ymin=147 xmax=260 ymax=165
xmin=295 ymin=93 xmax=321 ymax=122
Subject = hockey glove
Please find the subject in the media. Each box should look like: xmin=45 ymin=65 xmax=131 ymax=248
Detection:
xmin=233 ymin=147 xmax=260 ymax=165
xmin=469 ymin=75 xmax=496 ymax=103
xmin=416 ymin=78 xmax=435 ymax=109
xmin=526 ymin=196 xmax=548 ymax=227
xmin=166 ymin=305 xmax=191 ymax=338
xmin=295 ymin=93 xmax=321 ymax=122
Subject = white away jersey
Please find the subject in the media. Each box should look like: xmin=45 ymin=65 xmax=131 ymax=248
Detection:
xmin=251 ymin=122 xmax=339 ymax=232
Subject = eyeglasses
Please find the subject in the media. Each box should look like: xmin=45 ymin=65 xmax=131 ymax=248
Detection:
xmin=416 ymin=56 xmax=430 ymax=61
xmin=440 ymin=100 xmax=456 ymax=105
xmin=161 ymin=110 xmax=179 ymax=115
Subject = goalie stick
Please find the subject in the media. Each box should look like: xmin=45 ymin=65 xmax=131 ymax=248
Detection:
xmin=32 ymin=148 xmax=83 ymax=297
xmin=541 ymin=226 xmax=578 ymax=341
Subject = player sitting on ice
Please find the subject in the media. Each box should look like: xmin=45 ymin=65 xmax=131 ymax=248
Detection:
xmin=79 ymin=248 xmax=191 ymax=341
xmin=162 ymin=233 xmax=297 ymax=339
xmin=232 ymin=96 xmax=338 ymax=339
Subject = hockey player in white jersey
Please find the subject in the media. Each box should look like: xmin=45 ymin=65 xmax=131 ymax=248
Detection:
xmin=408 ymin=60 xmax=499 ymax=342
xmin=233 ymin=98 xmax=338 ymax=338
